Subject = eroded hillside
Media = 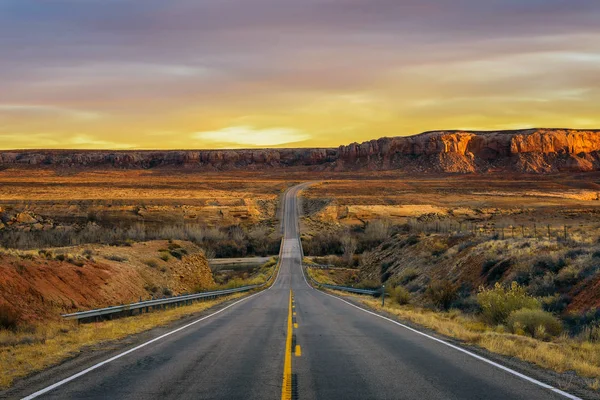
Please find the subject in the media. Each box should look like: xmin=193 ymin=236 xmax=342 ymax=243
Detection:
xmin=0 ymin=240 xmax=215 ymax=323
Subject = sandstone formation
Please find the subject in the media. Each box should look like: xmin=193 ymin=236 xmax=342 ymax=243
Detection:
xmin=2 ymin=128 xmax=600 ymax=173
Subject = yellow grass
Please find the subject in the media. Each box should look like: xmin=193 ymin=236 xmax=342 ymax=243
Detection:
xmin=0 ymin=293 xmax=245 ymax=389
xmin=357 ymin=297 xmax=600 ymax=384
xmin=306 ymin=268 xmax=336 ymax=285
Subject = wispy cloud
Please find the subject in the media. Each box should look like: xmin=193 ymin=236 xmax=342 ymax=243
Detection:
xmin=0 ymin=104 xmax=102 ymax=120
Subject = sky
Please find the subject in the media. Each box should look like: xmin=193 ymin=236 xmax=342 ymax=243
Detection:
xmin=1 ymin=0 xmax=599 ymax=150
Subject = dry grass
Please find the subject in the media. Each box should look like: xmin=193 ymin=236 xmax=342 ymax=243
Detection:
xmin=0 ymin=293 xmax=244 ymax=389
xmin=357 ymin=297 xmax=600 ymax=385
xmin=306 ymin=268 xmax=337 ymax=285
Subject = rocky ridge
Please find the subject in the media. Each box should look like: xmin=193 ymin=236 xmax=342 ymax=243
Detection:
xmin=2 ymin=128 xmax=600 ymax=173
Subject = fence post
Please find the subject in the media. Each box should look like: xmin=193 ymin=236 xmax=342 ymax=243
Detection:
xmin=381 ymin=285 xmax=385 ymax=307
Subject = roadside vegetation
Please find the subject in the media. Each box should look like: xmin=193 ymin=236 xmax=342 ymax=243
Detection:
xmin=0 ymin=256 xmax=279 ymax=389
xmin=0 ymin=222 xmax=281 ymax=258
xmin=359 ymin=293 xmax=600 ymax=389
xmin=0 ymin=293 xmax=245 ymax=389
xmin=305 ymin=227 xmax=600 ymax=390
xmin=318 ymin=283 xmax=600 ymax=390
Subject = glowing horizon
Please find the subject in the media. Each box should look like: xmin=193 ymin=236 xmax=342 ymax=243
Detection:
xmin=1 ymin=1 xmax=599 ymax=150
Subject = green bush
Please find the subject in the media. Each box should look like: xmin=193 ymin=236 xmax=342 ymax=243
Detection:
xmin=159 ymin=252 xmax=170 ymax=262
xmin=507 ymin=308 xmax=563 ymax=339
xmin=389 ymin=286 xmax=410 ymax=305
xmin=477 ymin=282 xmax=540 ymax=325
xmin=425 ymin=280 xmax=458 ymax=311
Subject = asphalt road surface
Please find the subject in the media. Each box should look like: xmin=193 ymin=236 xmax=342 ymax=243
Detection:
xmin=14 ymin=183 xmax=577 ymax=400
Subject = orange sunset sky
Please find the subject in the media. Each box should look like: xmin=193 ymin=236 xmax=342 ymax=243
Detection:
xmin=1 ymin=0 xmax=599 ymax=149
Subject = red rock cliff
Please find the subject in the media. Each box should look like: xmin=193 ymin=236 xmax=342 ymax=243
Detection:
xmin=2 ymin=128 xmax=600 ymax=173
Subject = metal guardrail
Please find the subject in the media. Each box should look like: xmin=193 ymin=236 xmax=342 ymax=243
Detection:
xmin=62 ymin=256 xmax=281 ymax=322
xmin=302 ymin=263 xmax=381 ymax=296
xmin=62 ymin=285 xmax=260 ymax=321
xmin=316 ymin=283 xmax=380 ymax=296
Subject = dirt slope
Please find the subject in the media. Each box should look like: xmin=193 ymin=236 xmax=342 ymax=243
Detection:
xmin=0 ymin=240 xmax=215 ymax=323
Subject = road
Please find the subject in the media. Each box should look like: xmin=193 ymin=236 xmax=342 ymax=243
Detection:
xmin=15 ymin=183 xmax=576 ymax=399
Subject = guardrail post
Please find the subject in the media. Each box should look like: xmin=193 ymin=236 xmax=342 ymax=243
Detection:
xmin=381 ymin=285 xmax=385 ymax=307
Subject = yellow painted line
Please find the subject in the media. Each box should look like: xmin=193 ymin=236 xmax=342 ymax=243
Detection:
xmin=281 ymin=290 xmax=293 ymax=400
xmin=294 ymin=323 xmax=298 ymax=329
xmin=295 ymin=345 xmax=302 ymax=357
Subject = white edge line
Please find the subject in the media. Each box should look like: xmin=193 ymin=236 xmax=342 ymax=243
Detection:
xmin=298 ymin=253 xmax=580 ymax=400
xmin=22 ymin=250 xmax=285 ymax=400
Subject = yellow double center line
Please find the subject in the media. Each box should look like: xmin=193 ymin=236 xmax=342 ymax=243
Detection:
xmin=282 ymin=289 xmax=301 ymax=400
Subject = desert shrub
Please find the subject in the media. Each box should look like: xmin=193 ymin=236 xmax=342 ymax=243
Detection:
xmin=105 ymin=254 xmax=128 ymax=262
xmin=404 ymin=235 xmax=420 ymax=246
xmin=592 ymin=250 xmax=600 ymax=259
xmin=528 ymin=273 xmax=557 ymax=297
xmin=214 ymin=240 xmax=248 ymax=258
xmin=159 ymin=252 xmax=170 ymax=262
xmin=576 ymin=324 xmax=600 ymax=343
xmin=144 ymin=259 xmax=159 ymax=269
xmin=389 ymin=286 xmax=410 ymax=305
xmin=145 ymin=283 xmax=159 ymax=294
xmin=302 ymin=231 xmax=344 ymax=256
xmin=565 ymin=249 xmax=586 ymax=259
xmin=67 ymin=258 xmax=85 ymax=267
xmin=355 ymin=279 xmax=381 ymax=290
xmin=365 ymin=219 xmax=391 ymax=240
xmin=507 ymin=308 xmax=563 ymax=339
xmin=451 ymin=295 xmax=482 ymax=314
xmin=55 ymin=253 xmax=66 ymax=261
xmin=533 ymin=258 xmax=566 ymax=274
xmin=398 ymin=268 xmax=419 ymax=285
xmin=82 ymin=248 xmax=94 ymax=259
xmin=169 ymin=248 xmax=187 ymax=260
xmin=541 ymin=294 xmax=571 ymax=314
xmin=0 ymin=303 xmax=20 ymax=331
xmin=247 ymin=225 xmax=275 ymax=256
xmin=430 ymin=241 xmax=448 ymax=257
xmin=554 ymin=265 xmax=579 ymax=288
xmin=563 ymin=308 xmax=600 ymax=335
xmin=477 ymin=282 xmax=541 ymax=325
xmin=162 ymin=287 xmax=173 ymax=297
xmin=425 ymin=280 xmax=459 ymax=311
xmin=578 ymin=262 xmax=600 ymax=280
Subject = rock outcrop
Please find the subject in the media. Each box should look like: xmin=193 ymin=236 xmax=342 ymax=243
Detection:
xmin=2 ymin=128 xmax=600 ymax=173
